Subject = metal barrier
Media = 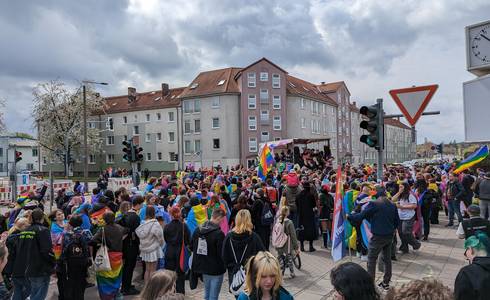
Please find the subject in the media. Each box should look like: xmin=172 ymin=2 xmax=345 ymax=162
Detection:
xmin=0 ymin=187 xmax=11 ymax=205
xmin=108 ymin=177 xmax=133 ymax=191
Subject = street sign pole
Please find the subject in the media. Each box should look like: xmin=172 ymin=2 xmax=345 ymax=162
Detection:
xmin=377 ymin=98 xmax=384 ymax=181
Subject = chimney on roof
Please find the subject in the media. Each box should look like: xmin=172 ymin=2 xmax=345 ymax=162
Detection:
xmin=128 ymin=87 xmax=137 ymax=103
xmin=161 ymin=83 xmax=170 ymax=97
xmin=321 ymin=81 xmax=325 ymax=85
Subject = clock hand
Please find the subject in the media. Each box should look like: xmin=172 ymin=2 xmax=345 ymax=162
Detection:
xmin=481 ymin=34 xmax=490 ymax=42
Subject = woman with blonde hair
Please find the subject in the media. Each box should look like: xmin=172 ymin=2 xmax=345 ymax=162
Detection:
xmin=222 ymin=209 xmax=265 ymax=296
xmin=238 ymin=251 xmax=293 ymax=300
xmin=139 ymin=269 xmax=184 ymax=300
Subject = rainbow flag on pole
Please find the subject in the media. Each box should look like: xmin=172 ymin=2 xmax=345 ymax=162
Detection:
xmin=258 ymin=143 xmax=275 ymax=180
xmin=454 ymin=145 xmax=489 ymax=174
xmin=332 ymin=165 xmax=346 ymax=262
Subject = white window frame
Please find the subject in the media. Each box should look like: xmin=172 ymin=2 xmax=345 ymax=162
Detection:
xmin=169 ymin=152 xmax=176 ymax=162
xmin=133 ymin=125 xmax=140 ymax=135
xmin=106 ymin=135 xmax=114 ymax=145
xmin=300 ymin=98 xmax=305 ymax=109
xmin=194 ymin=140 xmax=201 ymax=153
xmin=194 ymin=99 xmax=201 ymax=113
xmin=157 ymin=152 xmax=163 ymax=161
xmin=107 ymin=117 xmax=114 ymax=131
xmin=156 ymin=132 xmax=162 ymax=141
xmin=194 ymin=119 xmax=201 ymax=134
xmin=272 ymin=74 xmax=280 ymax=88
xmin=260 ymin=89 xmax=269 ymax=103
xmin=273 ymin=116 xmax=281 ymax=131
xmin=146 ymin=152 xmax=152 ymax=161
xmin=156 ymin=112 xmax=161 ymax=121
xmin=145 ymin=133 xmax=151 ymax=142
xmin=168 ymin=132 xmax=175 ymax=143
xmin=184 ymin=120 xmax=192 ymax=134
xmin=211 ymin=97 xmax=220 ymax=108
xmin=123 ymin=116 xmax=128 ymax=124
xmin=89 ymin=154 xmax=96 ymax=164
xmin=146 ymin=114 xmax=150 ymax=122
xmin=212 ymin=117 xmax=220 ymax=129
xmin=184 ymin=140 xmax=192 ymax=154
xmin=248 ymin=94 xmax=256 ymax=109
xmin=260 ymin=110 xmax=269 ymax=121
xmin=301 ymin=117 xmax=306 ymax=128
xmin=183 ymin=100 xmax=193 ymax=114
xmin=247 ymin=72 xmax=256 ymax=88
xmin=260 ymin=72 xmax=268 ymax=82
xmin=212 ymin=138 xmax=220 ymax=150
xmin=168 ymin=111 xmax=175 ymax=122
xmin=272 ymin=95 xmax=281 ymax=109
xmin=261 ymin=131 xmax=270 ymax=142
xmin=248 ymin=116 xmax=257 ymax=130
xmin=106 ymin=154 xmax=114 ymax=164
xmin=249 ymin=137 xmax=258 ymax=152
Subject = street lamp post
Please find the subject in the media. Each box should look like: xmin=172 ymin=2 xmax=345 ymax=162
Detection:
xmin=82 ymin=80 xmax=108 ymax=193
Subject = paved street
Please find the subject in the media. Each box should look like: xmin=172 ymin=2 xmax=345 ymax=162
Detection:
xmin=45 ymin=213 xmax=465 ymax=299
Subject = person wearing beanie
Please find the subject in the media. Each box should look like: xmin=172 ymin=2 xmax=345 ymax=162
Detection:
xmin=457 ymin=204 xmax=490 ymax=239
xmin=283 ymin=171 xmax=302 ymax=229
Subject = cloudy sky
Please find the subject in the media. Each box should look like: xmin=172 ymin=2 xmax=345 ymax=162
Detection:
xmin=2 ymin=0 xmax=489 ymax=144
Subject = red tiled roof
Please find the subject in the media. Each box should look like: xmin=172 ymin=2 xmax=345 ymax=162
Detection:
xmin=286 ymin=75 xmax=338 ymax=106
xmin=233 ymin=57 xmax=288 ymax=80
xmin=179 ymin=67 xmax=242 ymax=98
xmin=100 ymin=87 xmax=185 ymax=114
xmin=384 ymin=118 xmax=411 ymax=130
xmin=317 ymin=81 xmax=351 ymax=96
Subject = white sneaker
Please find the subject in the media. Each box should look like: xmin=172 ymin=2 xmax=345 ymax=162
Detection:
xmin=356 ymin=252 xmax=361 ymax=258
xmin=361 ymin=255 xmax=368 ymax=262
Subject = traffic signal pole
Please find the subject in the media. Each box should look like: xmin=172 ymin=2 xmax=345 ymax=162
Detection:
xmin=376 ymin=98 xmax=384 ymax=182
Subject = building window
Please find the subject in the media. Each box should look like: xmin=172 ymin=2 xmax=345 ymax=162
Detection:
xmin=213 ymin=138 xmax=220 ymax=149
xmin=0 ymin=148 xmax=2 ymax=157
xmin=184 ymin=120 xmax=191 ymax=134
xmin=247 ymin=72 xmax=256 ymax=88
xmin=156 ymin=112 xmax=161 ymax=120
xmin=168 ymin=111 xmax=175 ymax=122
xmin=272 ymin=74 xmax=280 ymax=88
xmin=260 ymin=110 xmax=269 ymax=121
xmin=42 ymin=157 xmax=47 ymax=165
xmin=260 ymin=89 xmax=269 ymax=103
xmin=107 ymin=117 xmax=114 ymax=130
xmin=248 ymin=94 xmax=256 ymax=109
xmin=195 ymin=140 xmax=201 ymax=152
xmin=32 ymin=148 xmax=38 ymax=157
xmin=212 ymin=117 xmax=220 ymax=129
xmin=194 ymin=99 xmax=201 ymax=113
xmin=106 ymin=136 xmax=114 ymax=145
xmin=134 ymin=114 xmax=138 ymax=122
xmin=146 ymin=153 xmax=152 ymax=161
xmin=89 ymin=154 xmax=96 ymax=164
xmin=106 ymin=154 xmax=114 ymax=164
xmin=146 ymin=114 xmax=150 ymax=122
xmin=301 ymin=118 xmax=306 ymax=128
xmin=194 ymin=119 xmax=201 ymax=133
xmin=156 ymin=132 xmax=162 ymax=141
xmin=169 ymin=152 xmax=176 ymax=162
xmin=212 ymin=97 xmax=220 ymax=108
xmin=260 ymin=72 xmax=268 ymax=82
xmin=124 ymin=135 xmax=128 ymax=142
xmin=168 ymin=132 xmax=175 ymax=142
xmin=273 ymin=116 xmax=281 ymax=130
xmin=145 ymin=133 xmax=151 ymax=142
xmin=123 ymin=116 xmax=127 ymax=124
xmin=183 ymin=100 xmax=193 ymax=114
xmin=184 ymin=140 xmax=192 ymax=153
xmin=248 ymin=116 xmax=257 ymax=130
xmin=274 ymin=137 xmax=281 ymax=141
xmin=272 ymin=95 xmax=281 ymax=109
xmin=261 ymin=131 xmax=269 ymax=142
xmin=249 ymin=137 xmax=257 ymax=152
xmin=322 ymin=104 xmax=326 ymax=115
xmin=133 ymin=126 xmax=139 ymax=135
xmin=300 ymin=98 xmax=305 ymax=109
xmin=157 ymin=152 xmax=162 ymax=160
xmin=88 ymin=122 xmax=96 ymax=129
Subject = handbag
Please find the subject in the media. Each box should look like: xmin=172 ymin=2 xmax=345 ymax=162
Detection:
xmin=94 ymin=227 xmax=112 ymax=272
xmin=86 ymin=259 xmax=96 ymax=284
xmin=179 ymin=222 xmax=191 ymax=274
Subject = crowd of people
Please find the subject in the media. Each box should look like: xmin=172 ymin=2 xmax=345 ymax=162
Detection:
xmin=0 ymin=150 xmax=490 ymax=299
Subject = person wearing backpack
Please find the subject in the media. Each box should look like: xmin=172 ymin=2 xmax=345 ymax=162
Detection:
xmin=251 ymin=189 xmax=274 ymax=250
xmin=272 ymin=206 xmax=299 ymax=277
xmin=222 ymin=209 xmax=265 ymax=297
xmin=60 ymin=214 xmax=93 ymax=300
xmin=191 ymin=208 xmax=226 ymax=300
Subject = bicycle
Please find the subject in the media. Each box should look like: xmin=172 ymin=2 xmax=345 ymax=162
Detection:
xmin=278 ymin=235 xmax=302 ymax=278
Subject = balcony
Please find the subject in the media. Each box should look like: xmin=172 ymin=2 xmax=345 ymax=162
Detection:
xmin=260 ymin=119 xmax=270 ymax=125
xmin=260 ymin=98 xmax=269 ymax=105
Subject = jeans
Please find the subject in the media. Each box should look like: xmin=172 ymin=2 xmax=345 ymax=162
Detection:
xmin=367 ymin=234 xmax=393 ymax=284
xmin=454 ymin=199 xmax=464 ymax=223
xmin=203 ymin=274 xmax=224 ymax=300
xmin=399 ymin=217 xmax=420 ymax=252
xmin=447 ymin=200 xmax=456 ymax=224
xmin=480 ymin=199 xmax=490 ymax=220
xmin=421 ymin=208 xmax=430 ymax=238
xmin=29 ymin=276 xmax=50 ymax=300
xmin=12 ymin=277 xmax=30 ymax=300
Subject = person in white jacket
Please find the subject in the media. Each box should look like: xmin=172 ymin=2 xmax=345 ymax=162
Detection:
xmin=136 ymin=205 xmax=165 ymax=281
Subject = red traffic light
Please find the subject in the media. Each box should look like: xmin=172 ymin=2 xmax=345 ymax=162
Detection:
xmin=15 ymin=151 xmax=22 ymax=162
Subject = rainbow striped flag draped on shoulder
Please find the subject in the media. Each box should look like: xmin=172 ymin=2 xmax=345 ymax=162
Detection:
xmin=453 ymin=145 xmax=489 ymax=174
xmin=332 ymin=165 xmax=346 ymax=262
xmin=258 ymin=143 xmax=275 ymax=180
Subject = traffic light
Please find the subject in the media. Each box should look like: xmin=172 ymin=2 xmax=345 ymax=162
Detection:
xmin=122 ymin=140 xmax=133 ymax=161
xmin=134 ymin=146 xmax=143 ymax=161
xmin=360 ymin=104 xmax=383 ymax=149
xmin=436 ymin=143 xmax=443 ymax=154
xmin=15 ymin=151 xmax=22 ymax=163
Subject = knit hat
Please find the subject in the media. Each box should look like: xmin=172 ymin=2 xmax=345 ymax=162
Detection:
xmin=287 ymin=172 xmax=299 ymax=187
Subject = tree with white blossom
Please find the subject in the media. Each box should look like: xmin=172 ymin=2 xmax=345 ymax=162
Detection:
xmin=32 ymin=80 xmax=106 ymax=176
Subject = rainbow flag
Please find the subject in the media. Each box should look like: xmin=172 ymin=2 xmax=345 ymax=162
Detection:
xmin=96 ymin=251 xmax=123 ymax=300
xmin=454 ymin=145 xmax=489 ymax=174
xmin=342 ymin=190 xmax=358 ymax=249
xmin=51 ymin=222 xmax=64 ymax=260
xmin=186 ymin=204 xmax=208 ymax=235
xmin=258 ymin=143 xmax=275 ymax=180
xmin=332 ymin=165 xmax=346 ymax=262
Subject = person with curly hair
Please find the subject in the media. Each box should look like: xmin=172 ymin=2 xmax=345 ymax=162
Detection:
xmin=385 ymin=278 xmax=452 ymax=300
xmin=329 ymin=262 xmax=380 ymax=300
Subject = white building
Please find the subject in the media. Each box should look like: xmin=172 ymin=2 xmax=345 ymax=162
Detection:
xmin=0 ymin=134 xmax=39 ymax=177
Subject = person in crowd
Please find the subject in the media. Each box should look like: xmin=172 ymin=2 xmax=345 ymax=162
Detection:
xmin=348 ymin=188 xmax=399 ymax=291
xmin=145 ymin=177 xmax=157 ymax=194
xmin=251 ymin=188 xmax=273 ymax=250
xmin=454 ymin=232 xmax=490 ymax=300
xmin=274 ymin=206 xmax=299 ymax=277
xmin=456 ymin=204 xmax=490 ymax=239
xmin=446 ymin=172 xmax=465 ymax=226
xmin=223 ymin=209 xmax=265 ymax=296
xmin=59 ymin=214 xmax=93 ymax=300
xmin=318 ymin=184 xmax=334 ymax=248
xmin=139 ymin=270 xmax=184 ymax=300
xmin=0 ymin=243 xmax=11 ymax=300
xmin=49 ymin=209 xmax=66 ymax=300
xmin=143 ymin=168 xmax=150 ymax=184
xmin=118 ymin=197 xmax=143 ymax=296
xmin=392 ymin=182 xmax=421 ymax=253
xmin=416 ymin=178 xmax=436 ymax=241
xmin=136 ymin=205 xmax=165 ymax=282
xmin=475 ymin=171 xmax=490 ymax=220
xmin=229 ymin=195 xmax=250 ymax=228
xmin=237 ymin=251 xmax=293 ymax=300
xmin=330 ymin=262 xmax=380 ymax=300
xmin=191 ymin=208 xmax=226 ymax=300
xmin=283 ymin=171 xmax=301 ymax=228
xmin=10 ymin=208 xmax=54 ymax=300
xmin=385 ymin=278 xmax=452 ymax=300
xmin=296 ymin=181 xmax=318 ymax=252
xmin=90 ymin=211 xmax=128 ymax=300
xmin=351 ymin=184 xmax=372 ymax=260
xmin=97 ymin=174 xmax=108 ymax=193
xmin=163 ymin=206 xmax=190 ymax=295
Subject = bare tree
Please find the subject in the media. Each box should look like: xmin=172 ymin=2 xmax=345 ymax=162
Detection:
xmin=32 ymin=80 xmax=105 ymax=176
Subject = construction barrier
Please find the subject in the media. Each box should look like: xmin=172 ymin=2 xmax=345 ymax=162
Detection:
xmin=0 ymin=187 xmax=11 ymax=205
xmin=108 ymin=177 xmax=133 ymax=191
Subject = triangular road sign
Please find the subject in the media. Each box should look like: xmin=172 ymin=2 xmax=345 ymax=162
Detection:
xmin=389 ymin=84 xmax=438 ymax=127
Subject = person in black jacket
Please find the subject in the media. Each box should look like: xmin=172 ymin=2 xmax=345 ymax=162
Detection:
xmin=296 ymin=181 xmax=318 ymax=252
xmin=11 ymin=208 xmax=54 ymax=300
xmin=454 ymin=233 xmax=490 ymax=300
xmin=117 ymin=197 xmax=143 ymax=296
xmin=447 ymin=172 xmax=465 ymax=226
xmin=164 ymin=206 xmax=191 ymax=295
xmin=251 ymin=189 xmax=273 ymax=250
xmin=191 ymin=208 xmax=226 ymax=300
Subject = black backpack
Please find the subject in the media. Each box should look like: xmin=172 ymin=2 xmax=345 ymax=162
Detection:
xmin=260 ymin=200 xmax=274 ymax=226
xmin=62 ymin=232 xmax=90 ymax=272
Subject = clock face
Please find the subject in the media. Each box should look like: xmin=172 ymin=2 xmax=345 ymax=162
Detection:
xmin=471 ymin=24 xmax=490 ymax=63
